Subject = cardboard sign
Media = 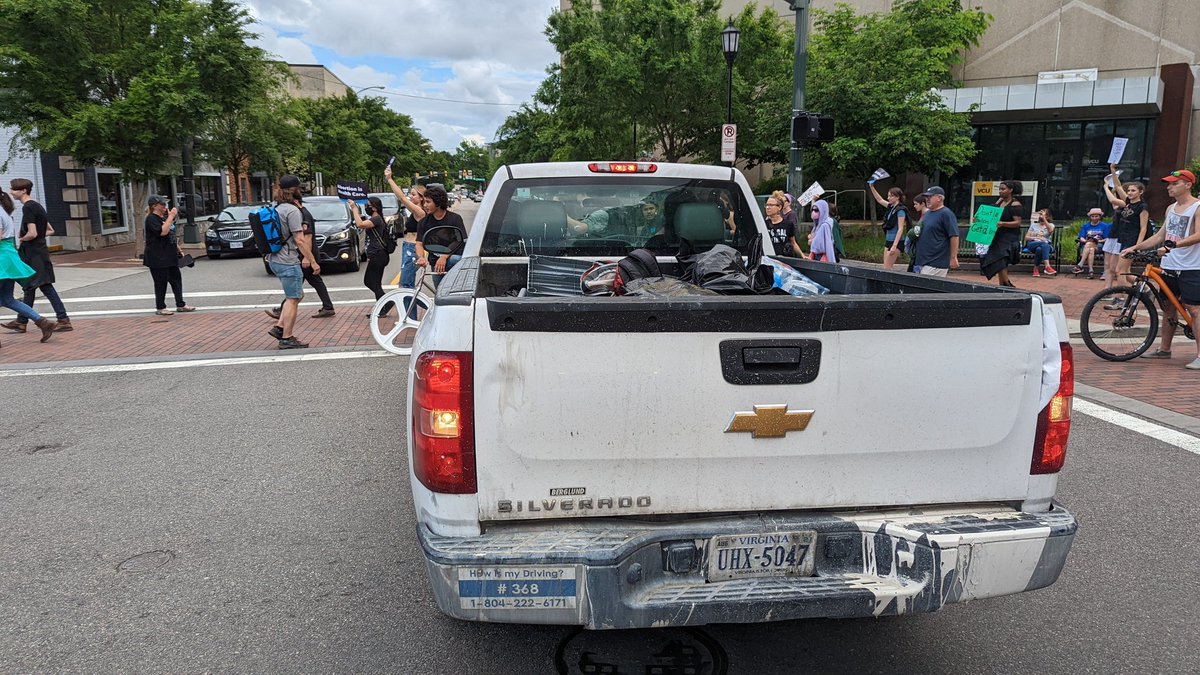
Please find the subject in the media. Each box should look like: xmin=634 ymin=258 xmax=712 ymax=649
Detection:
xmin=1107 ymin=137 xmax=1129 ymax=165
xmin=966 ymin=204 xmax=1004 ymax=245
xmin=336 ymin=180 xmax=369 ymax=208
xmin=795 ymin=181 xmax=825 ymax=207
xmin=870 ymin=168 xmax=890 ymax=181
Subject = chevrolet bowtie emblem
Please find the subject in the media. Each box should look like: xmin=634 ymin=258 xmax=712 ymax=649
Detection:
xmin=725 ymin=405 xmax=814 ymax=438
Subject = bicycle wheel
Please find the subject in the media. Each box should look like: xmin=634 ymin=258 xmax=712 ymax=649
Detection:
xmin=1079 ymin=285 xmax=1158 ymax=361
xmin=370 ymin=288 xmax=433 ymax=355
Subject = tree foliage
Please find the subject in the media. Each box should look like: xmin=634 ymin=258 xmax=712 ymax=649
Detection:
xmin=804 ymin=0 xmax=992 ymax=179
xmin=295 ymin=93 xmax=429 ymax=190
xmin=451 ymin=139 xmax=493 ymax=183
xmin=498 ymin=0 xmax=793 ymax=166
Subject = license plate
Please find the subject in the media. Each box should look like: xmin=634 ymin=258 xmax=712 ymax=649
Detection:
xmin=705 ymin=531 xmax=816 ymax=582
xmin=229 ymin=241 xmax=243 ymax=249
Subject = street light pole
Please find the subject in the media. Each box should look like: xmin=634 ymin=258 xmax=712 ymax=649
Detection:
xmin=787 ymin=0 xmax=812 ymax=195
xmin=721 ymin=20 xmax=740 ymax=168
xmin=353 ymin=85 xmax=385 ymax=97
xmin=305 ymin=128 xmax=313 ymax=191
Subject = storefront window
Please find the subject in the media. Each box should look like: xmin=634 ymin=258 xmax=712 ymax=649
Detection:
xmin=96 ymin=171 xmax=127 ymax=233
xmin=194 ymin=175 xmax=221 ymax=215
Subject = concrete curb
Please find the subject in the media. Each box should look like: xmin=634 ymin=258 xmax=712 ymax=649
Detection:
xmin=1075 ymin=382 xmax=1200 ymax=437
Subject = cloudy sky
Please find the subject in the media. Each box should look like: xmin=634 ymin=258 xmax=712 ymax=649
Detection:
xmin=243 ymin=0 xmax=560 ymax=151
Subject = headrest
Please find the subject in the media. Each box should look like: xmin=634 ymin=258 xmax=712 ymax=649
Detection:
xmin=517 ymin=200 xmax=568 ymax=240
xmin=673 ymin=202 xmax=725 ymax=248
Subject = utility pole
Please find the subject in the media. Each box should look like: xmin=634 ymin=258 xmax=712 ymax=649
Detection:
xmin=788 ymin=0 xmax=811 ymax=196
xmin=181 ymin=137 xmax=198 ymax=243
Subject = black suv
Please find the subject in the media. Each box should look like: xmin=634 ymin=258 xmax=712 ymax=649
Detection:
xmin=261 ymin=196 xmax=366 ymax=274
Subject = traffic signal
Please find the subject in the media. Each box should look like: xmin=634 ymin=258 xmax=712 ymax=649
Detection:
xmin=791 ymin=113 xmax=835 ymax=147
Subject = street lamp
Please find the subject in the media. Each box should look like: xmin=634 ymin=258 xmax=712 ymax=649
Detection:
xmin=353 ymin=85 xmax=385 ymax=97
xmin=721 ymin=20 xmax=740 ymax=167
xmin=305 ymin=128 xmax=313 ymax=188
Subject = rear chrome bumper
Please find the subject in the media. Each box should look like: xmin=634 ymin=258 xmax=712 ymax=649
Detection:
xmin=417 ymin=503 xmax=1076 ymax=629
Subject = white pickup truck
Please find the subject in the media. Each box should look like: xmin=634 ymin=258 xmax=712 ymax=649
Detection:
xmin=405 ymin=161 xmax=1076 ymax=629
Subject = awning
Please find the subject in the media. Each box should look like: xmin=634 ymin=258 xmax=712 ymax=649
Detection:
xmin=937 ymin=76 xmax=1163 ymax=123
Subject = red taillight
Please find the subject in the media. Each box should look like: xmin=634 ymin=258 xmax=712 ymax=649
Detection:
xmin=1032 ymin=342 xmax=1073 ymax=474
xmin=412 ymin=351 xmax=476 ymax=493
xmin=587 ymin=162 xmax=658 ymax=173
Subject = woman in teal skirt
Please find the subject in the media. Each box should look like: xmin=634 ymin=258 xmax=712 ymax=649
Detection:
xmin=0 ymin=192 xmax=56 ymax=344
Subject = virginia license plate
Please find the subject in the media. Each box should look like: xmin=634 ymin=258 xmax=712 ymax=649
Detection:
xmin=229 ymin=241 xmax=243 ymax=249
xmin=706 ymin=531 xmax=817 ymax=582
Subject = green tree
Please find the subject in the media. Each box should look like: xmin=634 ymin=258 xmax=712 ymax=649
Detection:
xmin=451 ymin=139 xmax=493 ymax=184
xmin=296 ymin=93 xmax=430 ymax=190
xmin=0 ymin=0 xmax=271 ymax=242
xmin=804 ymin=0 xmax=992 ymax=180
xmin=520 ymin=0 xmax=790 ymax=164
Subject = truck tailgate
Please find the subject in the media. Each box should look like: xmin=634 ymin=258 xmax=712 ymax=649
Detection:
xmin=471 ymin=294 xmax=1047 ymax=521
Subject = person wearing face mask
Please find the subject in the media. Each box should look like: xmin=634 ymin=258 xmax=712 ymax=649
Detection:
xmin=349 ymin=196 xmax=397 ymax=318
xmin=807 ymin=199 xmax=837 ymax=263
xmin=143 ymin=195 xmax=196 ymax=315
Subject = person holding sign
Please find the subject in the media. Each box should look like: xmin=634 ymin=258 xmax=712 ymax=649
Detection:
xmin=979 ymin=180 xmax=1025 ymax=287
xmin=1104 ymin=163 xmax=1149 ymax=290
xmin=349 ymin=196 xmax=396 ymax=318
xmin=868 ymin=183 xmax=909 ymax=270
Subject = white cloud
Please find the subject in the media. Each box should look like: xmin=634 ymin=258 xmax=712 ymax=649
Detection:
xmin=244 ymin=1 xmax=558 ymax=151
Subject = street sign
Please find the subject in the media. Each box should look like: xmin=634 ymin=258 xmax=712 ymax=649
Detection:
xmin=721 ymin=124 xmax=737 ymax=162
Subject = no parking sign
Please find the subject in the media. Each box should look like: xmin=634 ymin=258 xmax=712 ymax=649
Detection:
xmin=720 ymin=124 xmax=737 ymax=162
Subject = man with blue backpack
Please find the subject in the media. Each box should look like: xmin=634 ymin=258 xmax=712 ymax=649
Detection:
xmin=255 ymin=175 xmax=318 ymax=349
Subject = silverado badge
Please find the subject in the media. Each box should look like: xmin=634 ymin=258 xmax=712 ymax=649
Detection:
xmin=725 ymin=405 xmax=814 ymax=438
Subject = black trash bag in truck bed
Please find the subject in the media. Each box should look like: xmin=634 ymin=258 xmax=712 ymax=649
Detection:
xmin=677 ymin=234 xmax=775 ymax=295
xmin=621 ymin=277 xmax=719 ymax=298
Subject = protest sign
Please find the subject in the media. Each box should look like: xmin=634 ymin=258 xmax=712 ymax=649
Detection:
xmin=869 ymin=168 xmax=890 ymax=182
xmin=1104 ymin=169 xmax=1123 ymax=189
xmin=796 ymin=181 xmax=825 ymax=207
xmin=1107 ymin=137 xmax=1129 ymax=165
xmin=965 ymin=204 xmax=1004 ymax=246
xmin=336 ymin=180 xmax=369 ymax=208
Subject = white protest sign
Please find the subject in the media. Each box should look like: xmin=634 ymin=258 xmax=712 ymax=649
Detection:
xmin=1104 ymin=169 xmax=1123 ymax=189
xmin=1107 ymin=137 xmax=1129 ymax=165
xmin=720 ymin=124 xmax=737 ymax=162
xmin=796 ymin=181 xmax=825 ymax=207
xmin=870 ymin=168 xmax=890 ymax=182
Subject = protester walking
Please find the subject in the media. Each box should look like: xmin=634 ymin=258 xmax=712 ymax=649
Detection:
xmin=764 ymin=194 xmax=801 ymax=257
xmin=869 ymin=183 xmax=910 ymax=270
xmin=905 ymin=194 xmax=929 ymax=272
xmin=349 ymin=196 xmax=396 ymax=318
xmin=774 ymin=190 xmax=798 ymax=237
xmin=911 ymin=186 xmax=960 ymax=277
xmin=1023 ymin=208 xmax=1057 ymax=277
xmin=266 ymin=175 xmax=318 ymax=349
xmin=980 ymin=180 xmax=1024 ymax=287
xmin=265 ymin=199 xmax=335 ymax=320
xmin=1 ymin=178 xmax=71 ymax=334
xmin=808 ymin=199 xmax=837 ymax=263
xmin=142 ymin=196 xmax=196 ymax=315
xmin=415 ymin=184 xmax=466 ymax=287
xmin=1104 ymin=162 xmax=1149 ymax=290
xmin=385 ymin=169 xmax=426 ymax=298
xmin=0 ymin=191 xmax=55 ymax=345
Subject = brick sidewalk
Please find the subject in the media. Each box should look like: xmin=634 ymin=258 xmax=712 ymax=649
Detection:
xmin=951 ymin=267 xmax=1200 ymax=420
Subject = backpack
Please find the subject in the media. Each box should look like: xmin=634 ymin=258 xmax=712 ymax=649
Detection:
xmin=830 ymin=218 xmax=846 ymax=259
xmin=249 ymin=203 xmax=292 ymax=255
xmin=371 ymin=222 xmax=398 ymax=254
xmin=612 ymin=248 xmax=662 ymax=295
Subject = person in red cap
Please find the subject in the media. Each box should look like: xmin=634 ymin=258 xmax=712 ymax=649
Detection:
xmin=1124 ymin=169 xmax=1200 ymax=367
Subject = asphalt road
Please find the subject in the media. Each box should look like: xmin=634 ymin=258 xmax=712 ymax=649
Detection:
xmin=1 ymin=357 xmax=1197 ymax=674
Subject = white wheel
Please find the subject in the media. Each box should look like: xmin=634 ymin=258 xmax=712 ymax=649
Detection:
xmin=369 ymin=288 xmax=432 ymax=355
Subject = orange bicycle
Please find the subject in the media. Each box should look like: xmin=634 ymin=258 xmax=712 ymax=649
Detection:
xmin=1079 ymin=250 xmax=1195 ymax=360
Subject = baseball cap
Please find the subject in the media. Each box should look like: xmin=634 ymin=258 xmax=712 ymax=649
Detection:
xmin=147 ymin=195 xmax=166 ymax=206
xmin=1087 ymin=207 xmax=1104 ymax=216
xmin=278 ymin=174 xmax=301 ymax=189
xmin=1162 ymin=169 xmax=1196 ymax=184
xmin=920 ymin=186 xmax=946 ymax=198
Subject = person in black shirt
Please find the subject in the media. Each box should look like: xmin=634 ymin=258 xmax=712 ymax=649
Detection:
xmin=383 ymin=169 xmax=427 ymax=293
xmin=265 ymin=201 xmax=335 ymax=319
xmin=349 ymin=196 xmax=396 ymax=317
xmin=980 ymin=180 xmax=1025 ymax=287
xmin=143 ymin=196 xmax=196 ymax=314
xmin=1104 ymin=162 xmax=1150 ymax=287
xmin=415 ymin=184 xmax=466 ymax=287
xmin=2 ymin=178 xmax=72 ymax=334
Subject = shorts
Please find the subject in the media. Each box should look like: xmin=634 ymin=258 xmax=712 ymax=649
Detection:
xmin=918 ymin=266 xmax=949 ymax=278
xmin=1160 ymin=269 xmax=1200 ymax=306
xmin=885 ymin=239 xmax=905 ymax=254
xmin=1102 ymin=238 xmax=1122 ymax=255
xmin=270 ymin=261 xmax=305 ymax=299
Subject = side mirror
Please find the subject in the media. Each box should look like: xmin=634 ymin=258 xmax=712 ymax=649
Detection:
xmin=207 ymin=216 xmax=216 ymax=223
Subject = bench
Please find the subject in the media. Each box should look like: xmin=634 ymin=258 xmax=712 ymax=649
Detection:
xmin=956 ymin=224 xmax=1063 ymax=270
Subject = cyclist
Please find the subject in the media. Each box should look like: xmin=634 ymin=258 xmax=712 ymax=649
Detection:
xmin=1123 ymin=169 xmax=1200 ymax=368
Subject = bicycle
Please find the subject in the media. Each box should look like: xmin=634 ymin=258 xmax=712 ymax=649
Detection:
xmin=369 ymin=225 xmax=463 ymax=356
xmin=1078 ymin=250 xmax=1195 ymax=361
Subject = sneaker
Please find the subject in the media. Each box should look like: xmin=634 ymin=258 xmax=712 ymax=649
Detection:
xmin=1088 ymin=271 xmax=1096 ymax=280
xmin=264 ymin=308 xmax=281 ymax=320
xmin=1043 ymin=265 xmax=1057 ymax=276
xmin=1072 ymin=265 xmax=1083 ymax=275
xmin=311 ymin=308 xmax=335 ymax=318
xmin=155 ymin=309 xmax=174 ymax=316
xmin=2 ymin=320 xmax=27 ymax=333
xmin=1141 ymin=350 xmax=1172 ymax=359
xmin=278 ymin=337 xmax=309 ymax=349
xmin=1031 ymin=268 xmax=1040 ymax=277
xmin=176 ymin=305 xmax=197 ymax=313
xmin=54 ymin=318 xmax=73 ymax=332
xmin=1103 ymin=299 xmax=1126 ymax=310
xmin=1186 ymin=358 xmax=1200 ymax=370
xmin=267 ymin=326 xmax=283 ymax=340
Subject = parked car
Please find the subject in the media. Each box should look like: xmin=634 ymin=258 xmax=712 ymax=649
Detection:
xmin=205 ymin=204 xmax=264 ymax=258
xmin=262 ymin=196 xmax=365 ymax=275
